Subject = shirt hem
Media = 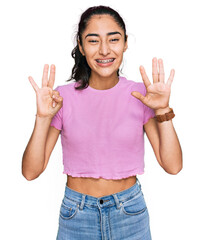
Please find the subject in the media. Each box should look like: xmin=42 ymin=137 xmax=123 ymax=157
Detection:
xmin=50 ymin=123 xmax=62 ymax=131
xmin=63 ymin=170 xmax=144 ymax=180
xmin=143 ymin=114 xmax=155 ymax=125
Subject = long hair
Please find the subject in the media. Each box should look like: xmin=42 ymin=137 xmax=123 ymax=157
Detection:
xmin=66 ymin=5 xmax=127 ymax=90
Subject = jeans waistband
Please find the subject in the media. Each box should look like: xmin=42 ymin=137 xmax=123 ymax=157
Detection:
xmin=63 ymin=177 xmax=142 ymax=210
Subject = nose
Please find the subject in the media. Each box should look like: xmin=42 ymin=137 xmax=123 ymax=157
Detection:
xmin=99 ymin=40 xmax=111 ymax=56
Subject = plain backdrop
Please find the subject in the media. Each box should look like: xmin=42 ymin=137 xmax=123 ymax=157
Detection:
xmin=1 ymin=0 xmax=204 ymax=239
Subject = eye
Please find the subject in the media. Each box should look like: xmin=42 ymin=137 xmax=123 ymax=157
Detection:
xmin=88 ymin=40 xmax=98 ymax=43
xmin=110 ymin=38 xmax=119 ymax=42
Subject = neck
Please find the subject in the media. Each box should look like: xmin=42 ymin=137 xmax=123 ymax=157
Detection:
xmin=89 ymin=72 xmax=119 ymax=90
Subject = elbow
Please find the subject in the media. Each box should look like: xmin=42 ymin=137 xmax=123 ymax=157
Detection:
xmin=22 ymin=170 xmax=35 ymax=181
xmin=22 ymin=168 xmax=42 ymax=181
xmin=165 ymin=163 xmax=183 ymax=175
xmin=161 ymin=153 xmax=183 ymax=175
xmin=22 ymin=172 xmax=41 ymax=181
xmin=23 ymin=175 xmax=35 ymax=181
xmin=163 ymin=160 xmax=183 ymax=175
xmin=21 ymin=158 xmax=44 ymax=181
xmin=167 ymin=166 xmax=183 ymax=175
xmin=21 ymin=169 xmax=32 ymax=180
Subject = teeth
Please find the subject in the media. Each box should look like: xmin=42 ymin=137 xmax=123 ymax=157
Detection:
xmin=96 ymin=59 xmax=114 ymax=63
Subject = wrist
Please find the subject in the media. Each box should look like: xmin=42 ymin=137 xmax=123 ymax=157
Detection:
xmin=34 ymin=114 xmax=53 ymax=129
xmin=154 ymin=106 xmax=171 ymax=115
xmin=35 ymin=114 xmax=53 ymax=120
xmin=35 ymin=112 xmax=52 ymax=117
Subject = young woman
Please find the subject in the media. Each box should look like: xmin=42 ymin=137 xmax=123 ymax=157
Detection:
xmin=22 ymin=5 xmax=182 ymax=240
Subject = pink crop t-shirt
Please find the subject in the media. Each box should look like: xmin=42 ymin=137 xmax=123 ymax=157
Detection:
xmin=50 ymin=76 xmax=155 ymax=179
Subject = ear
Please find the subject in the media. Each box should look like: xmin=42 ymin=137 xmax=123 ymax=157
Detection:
xmin=124 ymin=35 xmax=128 ymax=52
xmin=78 ymin=40 xmax=85 ymax=56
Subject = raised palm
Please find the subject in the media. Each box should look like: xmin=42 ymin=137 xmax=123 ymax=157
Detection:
xmin=131 ymin=58 xmax=175 ymax=111
xmin=28 ymin=64 xmax=63 ymax=118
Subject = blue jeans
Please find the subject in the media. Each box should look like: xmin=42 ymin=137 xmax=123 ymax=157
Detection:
xmin=56 ymin=177 xmax=152 ymax=239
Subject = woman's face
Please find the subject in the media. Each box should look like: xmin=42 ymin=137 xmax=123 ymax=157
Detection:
xmin=78 ymin=14 xmax=128 ymax=80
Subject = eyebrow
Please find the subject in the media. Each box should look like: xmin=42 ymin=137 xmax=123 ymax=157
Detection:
xmin=85 ymin=31 xmax=122 ymax=39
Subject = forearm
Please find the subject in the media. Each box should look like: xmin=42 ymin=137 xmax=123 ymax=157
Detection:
xmin=155 ymin=107 xmax=183 ymax=174
xmin=22 ymin=116 xmax=52 ymax=180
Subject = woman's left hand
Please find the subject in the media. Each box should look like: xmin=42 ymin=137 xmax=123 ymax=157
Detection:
xmin=131 ymin=57 xmax=175 ymax=114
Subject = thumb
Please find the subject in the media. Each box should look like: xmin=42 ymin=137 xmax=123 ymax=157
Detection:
xmin=131 ymin=91 xmax=145 ymax=103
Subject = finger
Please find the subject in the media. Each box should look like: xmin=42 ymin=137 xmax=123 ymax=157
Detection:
xmin=139 ymin=65 xmax=151 ymax=88
xmin=131 ymin=91 xmax=146 ymax=104
xmin=52 ymin=96 xmax=63 ymax=108
xmin=158 ymin=58 xmax=165 ymax=83
xmin=42 ymin=64 xmax=49 ymax=88
xmin=152 ymin=57 xmax=159 ymax=83
xmin=52 ymin=95 xmax=63 ymax=103
xmin=166 ymin=69 xmax=175 ymax=87
xmin=52 ymin=90 xmax=60 ymax=96
xmin=48 ymin=64 xmax=55 ymax=89
xmin=28 ymin=76 xmax=40 ymax=93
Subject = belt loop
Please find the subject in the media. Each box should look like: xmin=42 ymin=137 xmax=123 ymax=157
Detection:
xmin=136 ymin=177 xmax=141 ymax=188
xmin=112 ymin=194 xmax=121 ymax=209
xmin=79 ymin=194 xmax=86 ymax=210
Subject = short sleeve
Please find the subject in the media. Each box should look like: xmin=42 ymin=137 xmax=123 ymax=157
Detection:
xmin=142 ymin=84 xmax=156 ymax=125
xmin=50 ymin=86 xmax=63 ymax=131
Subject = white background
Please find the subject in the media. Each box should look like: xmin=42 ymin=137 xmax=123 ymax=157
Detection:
xmin=1 ymin=0 xmax=203 ymax=239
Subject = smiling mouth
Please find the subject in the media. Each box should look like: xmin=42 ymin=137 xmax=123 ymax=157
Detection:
xmin=96 ymin=58 xmax=115 ymax=63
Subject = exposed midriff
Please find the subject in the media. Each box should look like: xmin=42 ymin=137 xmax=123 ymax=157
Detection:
xmin=66 ymin=175 xmax=137 ymax=198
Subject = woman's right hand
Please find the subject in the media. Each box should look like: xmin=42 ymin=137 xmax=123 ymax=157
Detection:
xmin=28 ymin=64 xmax=63 ymax=118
